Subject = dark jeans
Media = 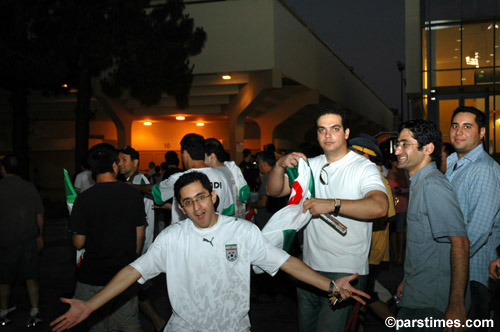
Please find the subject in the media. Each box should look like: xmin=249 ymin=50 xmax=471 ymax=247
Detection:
xmin=297 ymin=271 xmax=367 ymax=332
xmin=468 ymin=281 xmax=491 ymax=331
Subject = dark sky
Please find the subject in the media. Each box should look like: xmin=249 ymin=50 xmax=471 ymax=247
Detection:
xmin=286 ymin=0 xmax=406 ymax=114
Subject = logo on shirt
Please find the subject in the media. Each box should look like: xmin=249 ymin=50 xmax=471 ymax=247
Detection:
xmin=203 ymin=237 xmax=214 ymax=247
xmin=225 ymin=244 xmax=238 ymax=262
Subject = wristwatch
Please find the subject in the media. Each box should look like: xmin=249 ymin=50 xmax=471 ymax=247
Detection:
xmin=333 ymin=198 xmax=341 ymax=216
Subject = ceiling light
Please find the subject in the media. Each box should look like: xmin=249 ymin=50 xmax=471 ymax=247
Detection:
xmin=454 ymin=48 xmax=459 ymax=51
xmin=143 ymin=121 xmax=152 ymax=126
xmin=62 ymin=84 xmax=68 ymax=88
xmin=175 ymin=116 xmax=185 ymax=120
xmin=457 ymin=39 xmax=461 ymax=42
xmin=222 ymin=75 xmax=232 ymax=80
xmin=196 ymin=122 xmax=205 ymax=126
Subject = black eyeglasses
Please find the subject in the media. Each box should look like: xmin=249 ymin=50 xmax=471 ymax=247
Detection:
xmin=319 ymin=163 xmax=329 ymax=185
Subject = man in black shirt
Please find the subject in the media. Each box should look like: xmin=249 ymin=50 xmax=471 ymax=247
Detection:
xmin=69 ymin=143 xmax=145 ymax=332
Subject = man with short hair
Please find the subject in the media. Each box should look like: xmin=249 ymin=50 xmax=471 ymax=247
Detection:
xmin=51 ymin=171 xmax=369 ymax=332
xmin=445 ymin=106 xmax=500 ymax=325
xmin=69 ymin=143 xmax=146 ymax=332
xmin=160 ymin=151 xmax=182 ymax=182
xmin=118 ymin=146 xmax=167 ymax=331
xmin=205 ymin=138 xmax=250 ymax=219
xmin=247 ymin=150 xmax=287 ymax=230
xmin=267 ymin=105 xmax=388 ymax=332
xmin=0 ymin=155 xmax=44 ymax=327
xmin=395 ymin=119 xmax=469 ymax=332
xmin=118 ymin=146 xmax=155 ymax=254
xmin=152 ymin=133 xmax=235 ymax=223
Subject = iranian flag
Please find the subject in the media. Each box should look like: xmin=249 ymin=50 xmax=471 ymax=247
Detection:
xmin=252 ymin=159 xmax=314 ymax=275
xmin=63 ymin=169 xmax=84 ymax=267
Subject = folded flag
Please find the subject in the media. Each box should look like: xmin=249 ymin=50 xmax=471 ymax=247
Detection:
xmin=253 ymin=158 xmax=314 ymax=274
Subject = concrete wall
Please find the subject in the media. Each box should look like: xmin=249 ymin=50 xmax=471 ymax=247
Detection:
xmin=186 ymin=0 xmax=393 ymax=129
xmin=273 ymin=1 xmax=393 ymax=129
xmin=186 ymin=0 xmax=275 ymax=73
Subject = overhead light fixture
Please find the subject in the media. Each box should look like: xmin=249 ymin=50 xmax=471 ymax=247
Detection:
xmin=143 ymin=121 xmax=152 ymax=126
xmin=488 ymin=24 xmax=499 ymax=30
xmin=61 ymin=84 xmax=68 ymax=88
xmin=222 ymin=74 xmax=232 ymax=80
xmin=175 ymin=116 xmax=185 ymax=120
xmin=196 ymin=122 xmax=205 ymax=127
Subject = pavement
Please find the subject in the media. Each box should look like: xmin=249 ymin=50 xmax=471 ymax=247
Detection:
xmin=2 ymin=218 xmax=500 ymax=332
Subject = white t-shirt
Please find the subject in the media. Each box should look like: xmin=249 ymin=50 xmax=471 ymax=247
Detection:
xmin=215 ymin=165 xmax=243 ymax=218
xmin=305 ymin=151 xmax=387 ymax=275
xmin=74 ymin=170 xmax=94 ymax=193
xmin=152 ymin=168 xmax=235 ymax=224
xmin=130 ymin=215 xmax=289 ymax=332
xmin=128 ymin=172 xmax=155 ymax=254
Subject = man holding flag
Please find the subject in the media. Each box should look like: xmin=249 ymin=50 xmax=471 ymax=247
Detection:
xmin=267 ymin=105 xmax=388 ymax=332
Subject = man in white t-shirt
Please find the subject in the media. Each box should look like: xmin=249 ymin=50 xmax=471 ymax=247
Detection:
xmin=117 ymin=146 xmax=166 ymax=331
xmin=204 ymin=138 xmax=249 ymax=219
xmin=267 ymin=105 xmax=388 ymax=332
xmin=118 ymin=146 xmax=155 ymax=254
xmin=74 ymin=160 xmax=94 ymax=193
xmin=50 ymin=171 xmax=369 ymax=332
xmin=151 ymin=133 xmax=234 ymax=223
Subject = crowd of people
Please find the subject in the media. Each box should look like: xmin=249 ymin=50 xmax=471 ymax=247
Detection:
xmin=0 ymin=104 xmax=499 ymax=332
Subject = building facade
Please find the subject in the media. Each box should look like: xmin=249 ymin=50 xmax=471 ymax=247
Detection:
xmin=406 ymin=0 xmax=500 ymax=159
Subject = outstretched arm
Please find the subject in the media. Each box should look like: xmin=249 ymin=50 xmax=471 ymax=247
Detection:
xmin=279 ymin=256 xmax=369 ymax=304
xmin=50 ymin=265 xmax=141 ymax=332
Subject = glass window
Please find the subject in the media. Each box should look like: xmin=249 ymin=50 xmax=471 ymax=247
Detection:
xmin=462 ymin=23 xmax=494 ymax=70
xmin=489 ymin=95 xmax=500 ymax=153
xmin=461 ymin=69 xmax=477 ymax=85
xmin=438 ymin=99 xmax=459 ymax=142
xmin=433 ymin=70 xmax=461 ymax=86
xmin=430 ymin=25 xmax=461 ymax=70
xmin=495 ymin=23 xmax=500 ymax=74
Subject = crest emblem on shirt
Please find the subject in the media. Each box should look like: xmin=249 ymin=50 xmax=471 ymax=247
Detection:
xmin=225 ymin=244 xmax=238 ymax=262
